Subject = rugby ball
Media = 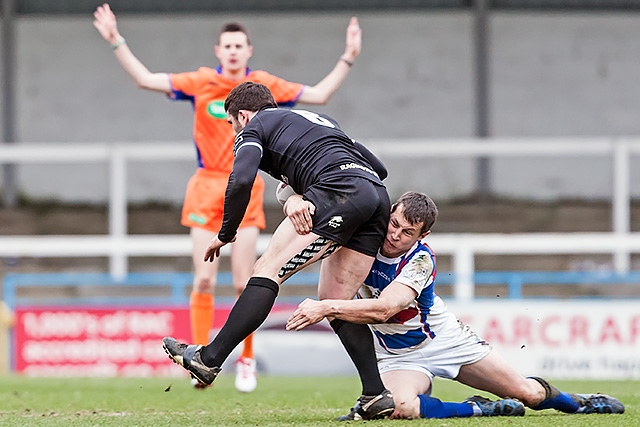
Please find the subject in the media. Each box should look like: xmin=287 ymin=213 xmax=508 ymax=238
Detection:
xmin=275 ymin=182 xmax=297 ymax=205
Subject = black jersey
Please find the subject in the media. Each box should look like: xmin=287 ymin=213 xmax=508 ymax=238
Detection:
xmin=218 ymin=108 xmax=385 ymax=242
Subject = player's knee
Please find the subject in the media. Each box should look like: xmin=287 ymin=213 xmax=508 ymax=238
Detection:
xmin=193 ymin=276 xmax=215 ymax=293
xmin=392 ymin=400 xmax=420 ymax=419
xmin=518 ymin=379 xmax=548 ymax=407
xmin=390 ymin=392 xmax=421 ymax=419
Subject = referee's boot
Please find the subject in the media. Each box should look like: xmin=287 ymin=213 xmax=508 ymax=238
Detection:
xmin=162 ymin=337 xmax=221 ymax=386
xmin=337 ymin=389 xmax=395 ymax=421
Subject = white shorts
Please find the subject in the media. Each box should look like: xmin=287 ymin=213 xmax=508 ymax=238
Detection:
xmin=376 ymin=312 xmax=492 ymax=380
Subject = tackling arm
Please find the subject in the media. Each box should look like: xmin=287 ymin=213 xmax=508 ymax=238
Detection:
xmin=286 ymin=282 xmax=418 ymax=331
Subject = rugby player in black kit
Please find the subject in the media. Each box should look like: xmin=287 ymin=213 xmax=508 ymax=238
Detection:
xmin=163 ymin=81 xmax=395 ymax=420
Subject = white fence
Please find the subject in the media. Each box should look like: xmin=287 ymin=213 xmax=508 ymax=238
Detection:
xmin=1 ymin=138 xmax=639 ymax=300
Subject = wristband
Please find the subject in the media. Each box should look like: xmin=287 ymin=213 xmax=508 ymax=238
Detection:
xmin=111 ymin=38 xmax=126 ymax=50
xmin=340 ymin=57 xmax=353 ymax=67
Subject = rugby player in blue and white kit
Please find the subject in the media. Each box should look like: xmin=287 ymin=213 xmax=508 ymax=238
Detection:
xmin=286 ymin=191 xmax=625 ymax=420
xmin=163 ymin=81 xmax=394 ymax=420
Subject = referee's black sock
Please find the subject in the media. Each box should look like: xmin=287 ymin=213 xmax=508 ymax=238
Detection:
xmin=330 ymin=318 xmax=385 ymax=396
xmin=199 ymin=276 xmax=279 ymax=368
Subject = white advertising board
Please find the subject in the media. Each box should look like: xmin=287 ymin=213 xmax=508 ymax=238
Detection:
xmin=447 ymin=299 xmax=640 ymax=379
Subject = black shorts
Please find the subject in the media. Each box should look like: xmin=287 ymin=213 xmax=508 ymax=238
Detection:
xmin=303 ymin=176 xmax=390 ymax=257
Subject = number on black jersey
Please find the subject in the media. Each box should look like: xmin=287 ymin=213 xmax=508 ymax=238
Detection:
xmin=291 ymin=110 xmax=336 ymax=128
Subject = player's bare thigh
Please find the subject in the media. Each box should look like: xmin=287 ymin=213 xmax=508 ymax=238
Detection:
xmin=253 ymin=219 xmax=335 ymax=284
xmin=317 ymin=248 xmax=374 ymax=300
xmin=382 ymin=369 xmax=432 ymax=419
xmin=455 ymin=349 xmax=544 ymax=404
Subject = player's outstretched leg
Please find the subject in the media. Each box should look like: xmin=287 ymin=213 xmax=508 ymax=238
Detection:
xmin=339 ymin=394 xmax=524 ymax=420
xmin=162 ymin=337 xmax=221 ymax=386
xmin=528 ymin=377 xmax=624 ymax=414
xmin=464 ymin=395 xmax=525 ymax=416
xmin=337 ymin=389 xmax=395 ymax=421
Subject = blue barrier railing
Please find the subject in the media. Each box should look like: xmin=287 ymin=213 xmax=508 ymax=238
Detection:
xmin=1 ymin=271 xmax=322 ymax=309
xmin=474 ymin=270 xmax=640 ymax=299
xmin=3 ymin=270 xmax=640 ymax=309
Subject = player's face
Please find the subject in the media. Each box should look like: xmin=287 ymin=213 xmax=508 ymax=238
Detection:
xmin=215 ymin=32 xmax=253 ymax=72
xmin=227 ymin=111 xmax=251 ymax=135
xmin=381 ymin=204 xmax=426 ymax=258
xmin=227 ymin=114 xmax=244 ymax=135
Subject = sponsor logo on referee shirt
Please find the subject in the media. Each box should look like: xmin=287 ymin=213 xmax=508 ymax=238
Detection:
xmin=328 ymin=216 xmax=343 ymax=229
xmin=206 ymin=100 xmax=227 ymax=119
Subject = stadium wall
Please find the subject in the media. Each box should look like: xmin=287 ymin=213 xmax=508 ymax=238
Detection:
xmin=2 ymin=11 xmax=640 ymax=202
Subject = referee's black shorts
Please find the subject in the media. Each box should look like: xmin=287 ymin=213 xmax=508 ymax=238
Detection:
xmin=303 ymin=175 xmax=390 ymax=257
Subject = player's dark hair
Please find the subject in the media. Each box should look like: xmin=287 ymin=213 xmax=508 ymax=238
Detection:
xmin=218 ymin=22 xmax=251 ymax=45
xmin=391 ymin=192 xmax=438 ymax=234
xmin=225 ymin=82 xmax=277 ymax=118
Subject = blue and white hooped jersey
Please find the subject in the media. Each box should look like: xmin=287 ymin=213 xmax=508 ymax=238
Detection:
xmin=359 ymin=239 xmax=448 ymax=354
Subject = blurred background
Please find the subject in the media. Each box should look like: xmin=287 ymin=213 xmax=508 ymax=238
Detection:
xmin=1 ymin=1 xmax=639 ymax=379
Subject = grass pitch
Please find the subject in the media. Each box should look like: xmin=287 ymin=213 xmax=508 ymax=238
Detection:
xmin=0 ymin=375 xmax=637 ymax=426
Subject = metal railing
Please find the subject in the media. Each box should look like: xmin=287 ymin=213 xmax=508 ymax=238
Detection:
xmin=1 ymin=138 xmax=639 ymax=300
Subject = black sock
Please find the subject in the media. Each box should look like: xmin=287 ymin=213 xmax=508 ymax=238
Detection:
xmin=199 ymin=277 xmax=279 ymax=368
xmin=330 ymin=318 xmax=385 ymax=396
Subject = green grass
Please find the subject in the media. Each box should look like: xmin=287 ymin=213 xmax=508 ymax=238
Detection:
xmin=0 ymin=375 xmax=637 ymax=426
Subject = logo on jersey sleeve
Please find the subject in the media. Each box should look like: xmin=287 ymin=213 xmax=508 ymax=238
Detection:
xmin=232 ymin=132 xmax=244 ymax=155
xmin=402 ymin=254 xmax=431 ymax=282
xmin=206 ymin=100 xmax=227 ymax=119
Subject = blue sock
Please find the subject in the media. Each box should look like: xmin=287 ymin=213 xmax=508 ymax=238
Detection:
xmin=531 ymin=392 xmax=579 ymax=413
xmin=419 ymin=395 xmax=475 ymax=419
xmin=528 ymin=377 xmax=579 ymax=413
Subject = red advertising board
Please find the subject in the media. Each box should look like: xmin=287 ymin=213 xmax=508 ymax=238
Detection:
xmin=12 ymin=306 xmax=225 ymax=377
